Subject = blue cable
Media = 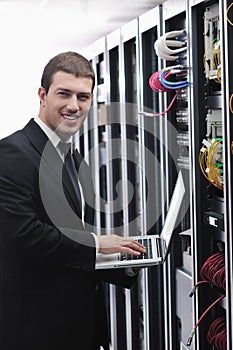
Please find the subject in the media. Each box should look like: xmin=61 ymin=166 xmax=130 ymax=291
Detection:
xmin=159 ymin=69 xmax=188 ymax=90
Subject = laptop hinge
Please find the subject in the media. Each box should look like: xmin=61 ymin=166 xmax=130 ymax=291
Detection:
xmin=156 ymin=238 xmax=163 ymax=258
xmin=157 ymin=238 xmax=167 ymax=259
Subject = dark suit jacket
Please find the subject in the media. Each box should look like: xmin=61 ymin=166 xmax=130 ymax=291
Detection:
xmin=0 ymin=119 xmax=137 ymax=350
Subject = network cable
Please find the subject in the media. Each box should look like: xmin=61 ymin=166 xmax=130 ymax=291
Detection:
xmin=230 ymin=93 xmax=233 ymax=114
xmin=187 ymin=294 xmax=225 ymax=346
xmin=139 ymin=65 xmax=188 ymax=117
xmin=203 ymin=37 xmax=221 ymax=83
xmin=227 ymin=2 xmax=233 ymax=26
xmin=154 ymin=29 xmax=187 ymax=61
xmin=200 ymin=252 xmax=226 ymax=291
xmin=189 ymin=252 xmax=226 ymax=297
xmin=199 ymin=138 xmax=223 ymax=190
xmin=207 ymin=316 xmax=227 ymax=350
xmin=187 ymin=252 xmax=226 ymax=346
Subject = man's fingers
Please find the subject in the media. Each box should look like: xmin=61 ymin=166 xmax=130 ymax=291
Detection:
xmin=120 ymin=246 xmax=142 ymax=255
xmin=124 ymin=238 xmax=146 ymax=249
xmin=121 ymin=239 xmax=147 ymax=255
xmin=98 ymin=234 xmax=147 ymax=255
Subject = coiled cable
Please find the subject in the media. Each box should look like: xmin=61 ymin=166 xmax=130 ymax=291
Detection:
xmin=227 ymin=2 xmax=233 ymax=26
xmin=200 ymin=251 xmax=226 ymax=291
xmin=199 ymin=138 xmax=223 ymax=190
xmin=154 ymin=29 xmax=187 ymax=61
xmin=187 ymin=251 xmax=226 ymax=346
xmin=139 ymin=65 xmax=188 ymax=117
xmin=230 ymin=93 xmax=233 ymax=114
xmin=207 ymin=316 xmax=227 ymax=350
xmin=187 ymin=294 xmax=225 ymax=346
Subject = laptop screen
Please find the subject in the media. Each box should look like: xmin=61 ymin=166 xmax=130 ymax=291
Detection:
xmin=160 ymin=171 xmax=186 ymax=254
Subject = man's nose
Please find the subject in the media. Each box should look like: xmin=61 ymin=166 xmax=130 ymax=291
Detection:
xmin=67 ymin=95 xmax=80 ymax=111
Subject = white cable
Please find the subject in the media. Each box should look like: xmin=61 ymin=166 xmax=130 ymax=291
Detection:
xmin=154 ymin=42 xmax=179 ymax=60
xmin=165 ymin=29 xmax=186 ymax=39
xmin=155 ymin=36 xmax=186 ymax=56
xmin=165 ymin=39 xmax=186 ymax=48
xmin=154 ymin=29 xmax=187 ymax=61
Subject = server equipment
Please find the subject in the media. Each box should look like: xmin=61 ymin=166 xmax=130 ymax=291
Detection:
xmin=79 ymin=0 xmax=233 ymax=349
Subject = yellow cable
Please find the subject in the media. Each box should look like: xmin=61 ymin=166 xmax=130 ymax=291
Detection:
xmin=207 ymin=141 xmax=223 ymax=190
xmin=203 ymin=39 xmax=221 ymax=83
xmin=227 ymin=2 xmax=233 ymax=26
xmin=230 ymin=93 xmax=233 ymax=114
xmin=216 ymin=68 xmax=221 ymax=84
xmin=212 ymin=43 xmax=221 ymax=83
xmin=212 ymin=41 xmax=221 ymax=83
xmin=199 ymin=140 xmax=223 ymax=190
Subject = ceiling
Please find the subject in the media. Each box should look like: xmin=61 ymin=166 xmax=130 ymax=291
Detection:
xmin=0 ymin=0 xmax=164 ymax=50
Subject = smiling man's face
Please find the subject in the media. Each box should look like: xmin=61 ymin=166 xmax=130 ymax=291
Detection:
xmin=38 ymin=71 xmax=93 ymax=141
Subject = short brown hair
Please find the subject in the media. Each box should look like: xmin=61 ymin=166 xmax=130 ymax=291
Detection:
xmin=41 ymin=51 xmax=95 ymax=93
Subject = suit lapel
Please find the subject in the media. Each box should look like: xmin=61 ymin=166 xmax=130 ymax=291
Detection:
xmin=23 ymin=119 xmax=84 ymax=221
xmin=73 ymin=150 xmax=95 ymax=227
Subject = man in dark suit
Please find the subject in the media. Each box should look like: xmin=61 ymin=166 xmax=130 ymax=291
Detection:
xmin=0 ymin=52 xmax=146 ymax=350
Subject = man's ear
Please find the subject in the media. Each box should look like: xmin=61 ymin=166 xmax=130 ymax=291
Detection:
xmin=38 ymin=87 xmax=47 ymax=106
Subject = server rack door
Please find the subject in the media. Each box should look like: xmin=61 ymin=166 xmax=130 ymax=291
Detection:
xmin=157 ymin=2 xmax=191 ymax=349
xmin=138 ymin=7 xmax=166 ymax=350
xmin=190 ymin=1 xmax=228 ymax=349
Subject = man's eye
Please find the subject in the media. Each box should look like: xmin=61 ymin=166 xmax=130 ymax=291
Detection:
xmin=58 ymin=91 xmax=69 ymax=97
xmin=78 ymin=95 xmax=90 ymax=101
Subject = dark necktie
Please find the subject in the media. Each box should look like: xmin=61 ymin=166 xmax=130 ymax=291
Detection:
xmin=58 ymin=141 xmax=83 ymax=221
xmin=58 ymin=141 xmax=72 ymax=157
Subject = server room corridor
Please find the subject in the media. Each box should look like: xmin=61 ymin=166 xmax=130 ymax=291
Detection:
xmin=0 ymin=1 xmax=232 ymax=349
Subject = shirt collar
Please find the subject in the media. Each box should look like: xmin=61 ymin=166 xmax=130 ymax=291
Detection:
xmin=34 ymin=116 xmax=71 ymax=149
xmin=34 ymin=116 xmax=61 ymax=148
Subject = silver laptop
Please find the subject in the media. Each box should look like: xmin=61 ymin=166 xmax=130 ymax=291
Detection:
xmin=96 ymin=171 xmax=186 ymax=269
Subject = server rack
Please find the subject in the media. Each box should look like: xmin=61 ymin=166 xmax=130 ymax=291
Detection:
xmin=79 ymin=0 xmax=233 ymax=349
xmin=161 ymin=2 xmax=190 ymax=350
xmin=189 ymin=1 xmax=227 ymax=350
xmin=138 ymin=8 xmax=168 ymax=350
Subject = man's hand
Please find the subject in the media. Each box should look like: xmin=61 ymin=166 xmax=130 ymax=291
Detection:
xmin=98 ymin=234 xmax=146 ymax=255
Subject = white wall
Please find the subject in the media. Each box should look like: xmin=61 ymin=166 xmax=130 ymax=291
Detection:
xmin=0 ymin=42 xmax=78 ymax=139
xmin=0 ymin=0 xmax=158 ymax=139
xmin=0 ymin=4 xmax=103 ymax=139
xmin=0 ymin=16 xmax=84 ymax=139
xmin=1 ymin=44 xmax=40 ymax=139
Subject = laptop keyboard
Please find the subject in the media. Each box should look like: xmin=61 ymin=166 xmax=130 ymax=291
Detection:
xmin=120 ymin=237 xmax=153 ymax=261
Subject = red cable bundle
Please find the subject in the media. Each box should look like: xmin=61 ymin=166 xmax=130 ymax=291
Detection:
xmin=149 ymin=70 xmax=170 ymax=92
xmin=207 ymin=317 xmax=227 ymax=350
xmin=139 ymin=67 xmax=183 ymax=117
xmin=187 ymin=251 xmax=226 ymax=347
xmin=200 ymin=252 xmax=226 ymax=290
